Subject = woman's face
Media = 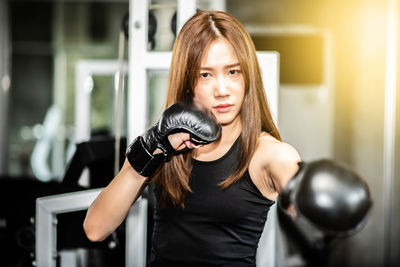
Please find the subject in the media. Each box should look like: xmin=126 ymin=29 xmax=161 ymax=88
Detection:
xmin=193 ymin=38 xmax=245 ymax=127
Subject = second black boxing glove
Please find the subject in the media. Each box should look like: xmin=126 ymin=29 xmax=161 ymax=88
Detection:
xmin=278 ymin=160 xmax=372 ymax=236
xmin=126 ymin=102 xmax=221 ymax=177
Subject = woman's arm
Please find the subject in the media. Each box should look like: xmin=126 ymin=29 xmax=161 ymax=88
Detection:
xmin=254 ymin=134 xmax=301 ymax=195
xmin=83 ymin=158 xmax=148 ymax=242
xmin=83 ymin=102 xmax=221 ymax=241
xmin=261 ymin=137 xmax=372 ymax=235
xmin=268 ymin=141 xmax=301 ymax=194
xmin=249 ymin=135 xmax=301 ymax=201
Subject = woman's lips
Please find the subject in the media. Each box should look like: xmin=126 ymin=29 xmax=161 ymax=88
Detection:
xmin=215 ymin=104 xmax=232 ymax=113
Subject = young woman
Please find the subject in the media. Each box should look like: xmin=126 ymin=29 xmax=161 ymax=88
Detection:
xmin=84 ymin=10 xmax=301 ymax=266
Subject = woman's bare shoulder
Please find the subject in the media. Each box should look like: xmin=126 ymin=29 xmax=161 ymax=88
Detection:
xmin=254 ymin=132 xmax=301 ymax=192
xmin=256 ymin=132 xmax=299 ymax=159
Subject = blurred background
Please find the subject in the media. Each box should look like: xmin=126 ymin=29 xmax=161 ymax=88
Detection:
xmin=0 ymin=0 xmax=399 ymax=266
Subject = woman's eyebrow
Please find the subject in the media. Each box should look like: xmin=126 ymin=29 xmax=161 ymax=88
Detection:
xmin=199 ymin=63 xmax=240 ymax=70
xmin=225 ymin=63 xmax=240 ymax=68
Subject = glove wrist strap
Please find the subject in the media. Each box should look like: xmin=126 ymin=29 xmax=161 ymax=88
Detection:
xmin=126 ymin=136 xmax=165 ymax=177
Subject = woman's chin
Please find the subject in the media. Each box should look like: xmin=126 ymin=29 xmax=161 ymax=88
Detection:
xmin=218 ymin=116 xmax=241 ymax=128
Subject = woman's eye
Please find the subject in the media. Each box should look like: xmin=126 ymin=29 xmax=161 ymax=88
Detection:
xmin=200 ymin=73 xmax=210 ymax=78
xmin=228 ymin=70 xmax=241 ymax=75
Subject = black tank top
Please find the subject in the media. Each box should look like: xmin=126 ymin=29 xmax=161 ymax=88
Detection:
xmin=148 ymin=136 xmax=275 ymax=267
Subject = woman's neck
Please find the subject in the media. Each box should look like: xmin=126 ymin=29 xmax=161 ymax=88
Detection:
xmin=220 ymin=118 xmax=242 ymax=143
xmin=193 ymin=118 xmax=242 ymax=161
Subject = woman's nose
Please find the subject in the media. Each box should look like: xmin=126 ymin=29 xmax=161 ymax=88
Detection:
xmin=214 ymin=76 xmax=229 ymax=97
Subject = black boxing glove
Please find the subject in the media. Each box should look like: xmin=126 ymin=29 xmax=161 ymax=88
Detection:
xmin=126 ymin=102 xmax=221 ymax=177
xmin=278 ymin=159 xmax=372 ymax=236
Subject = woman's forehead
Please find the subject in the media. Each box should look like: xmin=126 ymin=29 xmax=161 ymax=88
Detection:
xmin=199 ymin=38 xmax=239 ymax=67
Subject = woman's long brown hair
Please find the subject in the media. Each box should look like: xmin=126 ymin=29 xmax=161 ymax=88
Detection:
xmin=152 ymin=10 xmax=281 ymax=208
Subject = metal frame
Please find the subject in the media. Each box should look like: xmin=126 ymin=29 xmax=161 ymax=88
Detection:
xmin=35 ymin=189 xmax=148 ymax=267
xmin=75 ymin=60 xmax=129 ymax=143
xmin=253 ymin=52 xmax=279 ymax=267
xmin=128 ymin=0 xmax=178 ymax=139
xmin=0 ymin=0 xmax=10 ymax=174
xmin=383 ymin=0 xmax=399 ymax=265
xmin=128 ymin=0 xmax=226 ymax=139
xmin=74 ymin=60 xmax=129 ymax=186
xmin=256 ymin=52 xmax=280 ymax=123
